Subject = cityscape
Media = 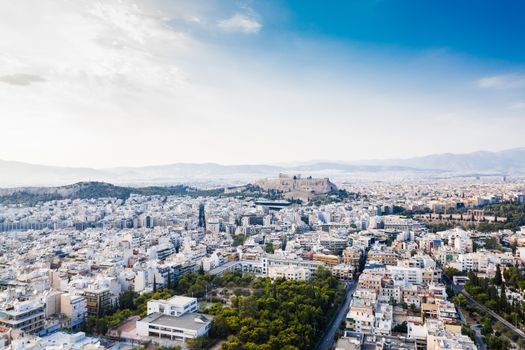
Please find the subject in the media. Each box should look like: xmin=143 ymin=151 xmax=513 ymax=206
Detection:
xmin=2 ymin=1 xmax=525 ymax=350
xmin=0 ymin=174 xmax=524 ymax=350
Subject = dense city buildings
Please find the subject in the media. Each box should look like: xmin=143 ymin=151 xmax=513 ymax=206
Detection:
xmin=0 ymin=175 xmax=524 ymax=349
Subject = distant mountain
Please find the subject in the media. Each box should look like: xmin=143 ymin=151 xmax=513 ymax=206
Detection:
xmin=0 ymin=159 xmax=110 ymax=187
xmin=0 ymin=160 xmax=426 ymax=187
xmin=0 ymin=182 xmax=225 ymax=205
xmin=358 ymin=148 xmax=525 ymax=173
xmin=0 ymin=148 xmax=524 ymax=187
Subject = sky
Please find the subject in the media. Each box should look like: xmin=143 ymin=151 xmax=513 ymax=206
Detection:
xmin=1 ymin=0 xmax=524 ymax=168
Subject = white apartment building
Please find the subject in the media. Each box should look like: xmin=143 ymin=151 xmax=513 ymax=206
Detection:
xmin=449 ymin=251 xmax=515 ymax=273
xmin=0 ymin=300 xmax=45 ymax=334
xmin=346 ymin=297 xmax=375 ymax=334
xmin=138 ymin=295 xmax=211 ymax=342
xmin=147 ymin=296 xmax=198 ymax=317
xmin=374 ymin=303 xmax=393 ymax=335
xmin=386 ymin=265 xmax=423 ymax=285
xmin=261 ymin=256 xmax=324 ymax=276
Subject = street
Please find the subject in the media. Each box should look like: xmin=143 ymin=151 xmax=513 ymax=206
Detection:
xmin=316 ymin=279 xmax=359 ymax=350
xmin=471 ymin=324 xmax=487 ymax=350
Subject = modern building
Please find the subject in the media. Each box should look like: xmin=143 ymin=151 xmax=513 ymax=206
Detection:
xmin=83 ymin=288 xmax=112 ymax=317
xmin=147 ymin=296 xmax=198 ymax=317
xmin=136 ymin=312 xmax=212 ymax=342
xmin=0 ymin=300 xmax=45 ymax=334
xmin=137 ymin=295 xmax=211 ymax=343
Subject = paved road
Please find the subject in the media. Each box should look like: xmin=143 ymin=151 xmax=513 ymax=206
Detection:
xmin=455 ymin=294 xmax=485 ymax=350
xmin=471 ymin=324 xmax=486 ymax=350
xmin=316 ymin=280 xmax=359 ymax=350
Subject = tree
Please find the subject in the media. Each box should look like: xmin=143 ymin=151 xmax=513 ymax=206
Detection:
xmin=119 ymin=290 xmax=136 ymax=310
xmin=209 ymin=267 xmax=344 ymax=350
xmin=481 ymin=317 xmax=493 ymax=336
xmin=495 ymin=265 xmax=503 ymax=286
xmin=485 ymin=335 xmax=510 ymax=350
xmin=153 ymin=274 xmax=157 ymax=293
xmin=186 ymin=336 xmax=210 ymax=350
xmin=485 ymin=237 xmax=503 ymax=250
xmin=392 ymin=321 xmax=408 ymax=333
xmin=455 ymin=294 xmax=467 ymax=307
xmin=95 ymin=318 xmax=108 ymax=335
xmin=282 ymin=237 xmax=288 ymax=250
xmin=499 ymin=284 xmax=507 ymax=312
xmin=444 ymin=267 xmax=463 ymax=279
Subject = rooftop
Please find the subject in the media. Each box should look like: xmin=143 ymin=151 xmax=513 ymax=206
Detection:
xmin=139 ymin=312 xmax=212 ymax=331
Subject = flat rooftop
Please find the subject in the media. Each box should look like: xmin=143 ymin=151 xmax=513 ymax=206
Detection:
xmin=140 ymin=312 xmax=212 ymax=332
xmin=163 ymin=295 xmax=197 ymax=307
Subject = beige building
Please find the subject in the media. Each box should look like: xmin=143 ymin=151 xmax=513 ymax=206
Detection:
xmin=268 ymin=265 xmax=311 ymax=280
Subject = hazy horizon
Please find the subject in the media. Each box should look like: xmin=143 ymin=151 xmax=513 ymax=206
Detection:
xmin=0 ymin=146 xmax=524 ymax=169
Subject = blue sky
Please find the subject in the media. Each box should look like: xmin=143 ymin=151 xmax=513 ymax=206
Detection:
xmin=271 ymin=1 xmax=525 ymax=62
xmin=0 ymin=0 xmax=524 ymax=167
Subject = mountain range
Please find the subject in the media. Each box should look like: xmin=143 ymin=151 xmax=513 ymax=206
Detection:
xmin=1 ymin=148 xmax=524 ymax=188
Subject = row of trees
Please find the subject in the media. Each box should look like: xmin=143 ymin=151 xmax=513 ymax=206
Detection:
xmin=207 ymin=268 xmax=345 ymax=350
xmin=465 ymin=269 xmax=525 ymax=326
xmin=462 ymin=267 xmax=525 ymax=348
xmin=483 ymin=201 xmax=525 ymax=231
xmin=400 ymin=200 xmax=525 ymax=232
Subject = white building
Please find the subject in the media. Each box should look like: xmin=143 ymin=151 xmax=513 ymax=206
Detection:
xmin=147 ymin=296 xmax=198 ymax=317
xmin=136 ymin=294 xmax=212 ymax=343
xmin=0 ymin=300 xmax=45 ymax=334
xmin=136 ymin=312 xmax=212 ymax=342
xmin=386 ymin=265 xmax=423 ymax=285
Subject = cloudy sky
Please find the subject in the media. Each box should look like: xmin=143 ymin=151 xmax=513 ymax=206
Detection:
xmin=1 ymin=0 xmax=524 ymax=168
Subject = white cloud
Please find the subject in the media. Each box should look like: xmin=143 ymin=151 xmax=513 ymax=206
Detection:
xmin=0 ymin=73 xmax=45 ymax=86
xmin=0 ymin=0 xmax=523 ymax=169
xmin=510 ymin=102 xmax=525 ymax=110
xmin=476 ymin=74 xmax=525 ymax=89
xmin=217 ymin=13 xmax=262 ymax=34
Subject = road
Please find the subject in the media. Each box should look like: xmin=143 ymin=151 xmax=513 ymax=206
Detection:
xmin=457 ymin=305 xmax=485 ymax=350
xmin=471 ymin=324 xmax=486 ymax=350
xmin=316 ymin=279 xmax=358 ymax=350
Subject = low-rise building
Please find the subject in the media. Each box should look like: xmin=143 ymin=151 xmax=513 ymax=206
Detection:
xmin=136 ymin=312 xmax=212 ymax=342
xmin=147 ymin=296 xmax=198 ymax=317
